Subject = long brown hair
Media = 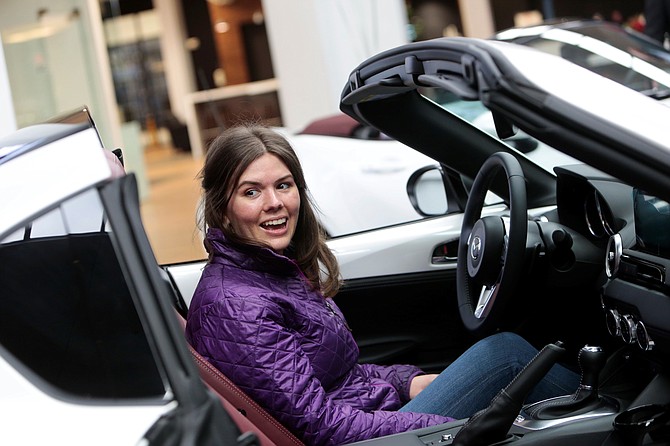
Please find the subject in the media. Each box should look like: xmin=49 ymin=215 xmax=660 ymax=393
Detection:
xmin=198 ymin=125 xmax=341 ymax=297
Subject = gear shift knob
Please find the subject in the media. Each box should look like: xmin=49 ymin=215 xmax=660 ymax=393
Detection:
xmin=579 ymin=345 xmax=607 ymax=391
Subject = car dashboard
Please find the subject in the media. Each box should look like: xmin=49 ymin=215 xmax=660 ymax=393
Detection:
xmin=603 ymin=188 xmax=670 ymax=358
xmin=552 ymin=164 xmax=670 ymax=361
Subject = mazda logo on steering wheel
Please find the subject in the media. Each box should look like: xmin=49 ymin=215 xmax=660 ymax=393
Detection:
xmin=470 ymin=235 xmax=482 ymax=260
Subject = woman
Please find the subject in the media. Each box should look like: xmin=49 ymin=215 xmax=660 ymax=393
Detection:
xmin=185 ymin=125 xmax=579 ymax=446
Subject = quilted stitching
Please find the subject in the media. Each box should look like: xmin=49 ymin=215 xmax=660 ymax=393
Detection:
xmin=186 ymin=229 xmax=451 ymax=445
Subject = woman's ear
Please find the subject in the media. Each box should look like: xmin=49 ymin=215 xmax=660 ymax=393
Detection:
xmin=222 ymin=214 xmax=234 ymax=233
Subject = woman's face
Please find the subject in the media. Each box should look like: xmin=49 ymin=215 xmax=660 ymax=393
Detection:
xmin=225 ymin=153 xmax=300 ymax=253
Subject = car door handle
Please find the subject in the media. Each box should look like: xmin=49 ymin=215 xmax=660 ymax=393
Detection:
xmin=431 ymin=239 xmax=459 ymax=264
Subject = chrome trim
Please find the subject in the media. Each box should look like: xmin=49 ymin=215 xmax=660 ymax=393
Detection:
xmin=628 ymin=256 xmax=665 ymax=283
xmin=431 ymin=255 xmax=458 ymax=264
xmin=595 ymin=191 xmax=615 ymax=236
xmin=621 ymin=314 xmax=637 ymax=344
xmin=605 ymin=233 xmax=622 ymax=278
xmin=605 ymin=309 xmax=622 ymax=337
xmin=515 ymin=397 xmax=618 ymax=431
xmin=582 ymin=345 xmax=602 ymax=353
xmin=474 ymin=284 xmax=497 ymax=319
xmin=584 ymin=190 xmax=615 ymax=239
xmin=470 ymin=235 xmax=482 ymax=260
xmin=636 ymin=321 xmax=655 ymax=351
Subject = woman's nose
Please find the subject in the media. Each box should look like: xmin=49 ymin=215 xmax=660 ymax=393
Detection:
xmin=264 ymin=190 xmax=283 ymax=210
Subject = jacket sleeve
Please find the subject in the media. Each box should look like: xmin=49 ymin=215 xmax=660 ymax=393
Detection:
xmin=188 ymin=295 xmax=452 ymax=446
xmin=359 ymin=363 xmax=426 ymax=404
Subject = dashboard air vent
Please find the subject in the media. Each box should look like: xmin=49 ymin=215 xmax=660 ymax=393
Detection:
xmin=618 ymin=255 xmax=666 ymax=288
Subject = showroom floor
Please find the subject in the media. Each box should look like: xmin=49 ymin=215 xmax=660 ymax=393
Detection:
xmin=139 ymin=143 xmax=208 ymax=265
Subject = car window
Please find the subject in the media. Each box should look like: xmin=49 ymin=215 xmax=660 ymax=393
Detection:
xmin=0 ymin=189 xmax=167 ymax=400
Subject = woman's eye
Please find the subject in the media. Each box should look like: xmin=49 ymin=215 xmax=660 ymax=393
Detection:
xmin=244 ymin=189 xmax=259 ymax=197
xmin=278 ymin=182 xmax=292 ymax=190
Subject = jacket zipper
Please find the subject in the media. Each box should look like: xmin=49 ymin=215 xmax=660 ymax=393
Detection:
xmin=325 ymin=299 xmax=352 ymax=332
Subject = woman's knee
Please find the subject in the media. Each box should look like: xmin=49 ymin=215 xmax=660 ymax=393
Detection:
xmin=476 ymin=332 xmax=538 ymax=367
xmin=478 ymin=331 xmax=529 ymax=351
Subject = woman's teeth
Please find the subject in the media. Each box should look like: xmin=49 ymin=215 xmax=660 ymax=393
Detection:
xmin=262 ymin=218 xmax=287 ymax=228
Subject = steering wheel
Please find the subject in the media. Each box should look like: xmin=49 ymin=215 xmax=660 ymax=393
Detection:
xmin=457 ymin=152 xmax=528 ymax=335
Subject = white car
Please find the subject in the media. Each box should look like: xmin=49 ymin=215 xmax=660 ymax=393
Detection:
xmin=4 ymin=35 xmax=670 ymax=445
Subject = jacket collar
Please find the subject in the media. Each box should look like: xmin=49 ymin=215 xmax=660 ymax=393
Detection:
xmin=206 ymin=228 xmax=298 ymax=275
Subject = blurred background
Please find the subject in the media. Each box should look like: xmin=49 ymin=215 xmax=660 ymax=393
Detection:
xmin=0 ymin=0 xmax=648 ymax=263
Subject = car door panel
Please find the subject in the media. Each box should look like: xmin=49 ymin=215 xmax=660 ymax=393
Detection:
xmin=327 ymin=213 xmax=474 ymax=373
xmin=327 ymin=212 xmax=467 ymax=280
xmin=334 ymin=270 xmax=474 ymax=374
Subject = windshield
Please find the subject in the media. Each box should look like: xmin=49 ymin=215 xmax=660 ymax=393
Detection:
xmin=423 ymin=88 xmax=581 ymax=174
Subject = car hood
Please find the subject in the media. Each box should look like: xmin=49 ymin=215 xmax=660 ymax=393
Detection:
xmin=340 ymin=37 xmax=670 ymax=204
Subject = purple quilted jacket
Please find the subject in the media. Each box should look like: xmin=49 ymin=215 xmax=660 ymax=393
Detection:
xmin=186 ymin=229 xmax=452 ymax=445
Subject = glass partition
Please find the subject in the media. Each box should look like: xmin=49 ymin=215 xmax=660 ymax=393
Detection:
xmin=1 ymin=8 xmax=103 ymax=130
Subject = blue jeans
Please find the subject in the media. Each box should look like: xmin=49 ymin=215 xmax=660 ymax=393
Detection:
xmin=399 ymin=332 xmax=581 ymax=420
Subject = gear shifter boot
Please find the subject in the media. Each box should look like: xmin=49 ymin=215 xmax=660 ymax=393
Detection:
xmin=524 ymin=345 xmax=618 ymax=420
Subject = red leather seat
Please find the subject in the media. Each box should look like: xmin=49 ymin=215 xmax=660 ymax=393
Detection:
xmin=175 ymin=312 xmax=304 ymax=446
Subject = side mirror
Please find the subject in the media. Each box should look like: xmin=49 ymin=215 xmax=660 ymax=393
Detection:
xmin=407 ymin=165 xmax=449 ymax=216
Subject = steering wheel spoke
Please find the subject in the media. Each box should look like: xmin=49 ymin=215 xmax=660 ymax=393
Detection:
xmin=474 ymin=284 xmax=497 ymax=319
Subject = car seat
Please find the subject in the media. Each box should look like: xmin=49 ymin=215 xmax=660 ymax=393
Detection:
xmin=174 ymin=312 xmax=305 ymax=446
